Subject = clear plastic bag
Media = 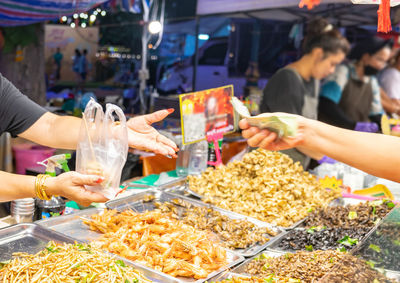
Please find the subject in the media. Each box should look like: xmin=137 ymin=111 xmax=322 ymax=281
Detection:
xmin=76 ymin=99 xmax=128 ymax=199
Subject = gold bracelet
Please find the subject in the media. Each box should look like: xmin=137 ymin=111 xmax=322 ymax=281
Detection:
xmin=35 ymin=174 xmax=52 ymax=200
xmin=35 ymin=174 xmax=45 ymax=200
xmin=35 ymin=175 xmax=44 ymax=200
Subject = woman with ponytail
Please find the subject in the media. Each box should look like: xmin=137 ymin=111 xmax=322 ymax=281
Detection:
xmin=260 ymin=18 xmax=349 ymax=168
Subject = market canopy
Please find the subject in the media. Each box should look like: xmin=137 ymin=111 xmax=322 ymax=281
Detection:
xmin=196 ymin=0 xmax=349 ymax=15
xmin=196 ymin=0 xmax=384 ymax=27
xmin=0 ymin=0 xmax=107 ymax=26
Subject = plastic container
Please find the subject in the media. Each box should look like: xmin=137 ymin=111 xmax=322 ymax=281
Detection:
xmin=176 ymin=144 xmax=190 ymax=177
xmin=188 ymin=140 xmax=208 ymax=175
xmin=12 ymin=144 xmax=55 ymax=175
xmin=11 ymin=198 xmax=35 ymax=223
xmin=36 ymin=197 xmax=66 ymax=220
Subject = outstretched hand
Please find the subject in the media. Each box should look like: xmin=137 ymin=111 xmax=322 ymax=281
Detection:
xmin=239 ymin=116 xmax=305 ymax=151
xmin=127 ymin=109 xmax=178 ymax=157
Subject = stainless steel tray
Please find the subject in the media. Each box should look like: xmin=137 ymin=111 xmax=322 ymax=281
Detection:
xmin=206 ymin=272 xmax=254 ymax=282
xmin=159 ymin=177 xmax=201 ymax=198
xmin=329 ymin=197 xmax=367 ymax=206
xmin=224 ymin=250 xmax=286 ymax=276
xmin=106 ymin=189 xmax=284 ymax=257
xmin=0 ymin=223 xmax=77 ymax=261
xmin=384 ymin=270 xmax=400 ymax=282
xmin=266 ymin=227 xmax=369 ymax=254
xmin=0 ymin=223 xmax=178 ymax=283
xmin=161 ymin=179 xmax=308 ymax=230
xmin=37 ymin=207 xmax=105 ymax=243
xmin=38 ymin=204 xmax=244 ymax=282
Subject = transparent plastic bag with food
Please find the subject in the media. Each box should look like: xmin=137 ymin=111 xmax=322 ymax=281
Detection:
xmin=76 ymin=98 xmax=128 ymax=199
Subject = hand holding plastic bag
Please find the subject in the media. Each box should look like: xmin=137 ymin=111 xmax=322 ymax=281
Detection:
xmin=76 ymin=99 xmax=128 ymax=199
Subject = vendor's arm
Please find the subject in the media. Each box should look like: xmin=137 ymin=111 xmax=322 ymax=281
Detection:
xmin=240 ymin=117 xmax=400 ymax=182
xmin=0 ymin=171 xmax=107 ymax=206
xmin=0 ymin=73 xmax=177 ymax=154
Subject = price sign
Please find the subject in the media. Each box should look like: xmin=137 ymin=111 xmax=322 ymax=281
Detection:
xmin=179 ymin=85 xmax=235 ymax=145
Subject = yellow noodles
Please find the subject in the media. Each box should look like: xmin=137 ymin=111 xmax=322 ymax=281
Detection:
xmin=0 ymin=241 xmax=151 ymax=283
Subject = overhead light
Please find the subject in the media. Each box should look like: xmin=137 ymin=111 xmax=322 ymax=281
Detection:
xmin=90 ymin=14 xmax=96 ymax=22
xmin=81 ymin=22 xmax=87 ymax=28
xmin=80 ymin=13 xmax=85 ymax=18
xmin=93 ymin=11 xmax=98 ymax=16
xmin=101 ymin=11 xmax=106 ymax=16
xmin=148 ymin=21 xmax=162 ymax=34
xmin=97 ymin=8 xmax=101 ymax=12
xmin=198 ymin=34 xmax=210 ymax=40
xmin=70 ymin=22 xmax=76 ymax=28
xmin=73 ymin=14 xmax=78 ymax=19
xmin=61 ymin=16 xmax=67 ymax=22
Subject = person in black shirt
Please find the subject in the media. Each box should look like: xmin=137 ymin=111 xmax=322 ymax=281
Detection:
xmin=260 ymin=18 xmax=349 ymax=168
xmin=0 ymin=74 xmax=178 ymax=206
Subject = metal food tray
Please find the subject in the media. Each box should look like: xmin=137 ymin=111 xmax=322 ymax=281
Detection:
xmin=0 ymin=223 xmax=179 ymax=283
xmin=106 ymin=189 xmax=284 ymax=257
xmin=0 ymin=223 xmax=77 ymax=261
xmin=159 ymin=177 xmax=199 ymax=198
xmin=38 ymin=204 xmax=244 ymax=283
xmin=383 ymin=270 xmax=400 ymax=282
xmin=265 ymin=227 xmax=370 ymax=254
xmin=211 ymin=249 xmax=400 ymax=283
xmin=206 ymin=272 xmax=255 ymax=282
xmin=37 ymin=207 xmax=105 ymax=243
xmin=217 ymin=250 xmax=286 ymax=278
xmin=298 ymin=198 xmax=394 ymax=229
xmin=160 ymin=178 xmax=309 ymax=230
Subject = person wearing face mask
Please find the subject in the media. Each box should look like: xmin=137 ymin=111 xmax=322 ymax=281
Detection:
xmin=260 ymin=18 xmax=349 ymax=167
xmin=319 ymin=36 xmax=394 ymax=130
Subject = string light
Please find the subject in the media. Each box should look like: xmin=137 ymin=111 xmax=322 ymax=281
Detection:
xmin=148 ymin=21 xmax=162 ymax=34
xmin=59 ymin=8 xmax=104 ymax=27
xmin=90 ymin=14 xmax=96 ymax=23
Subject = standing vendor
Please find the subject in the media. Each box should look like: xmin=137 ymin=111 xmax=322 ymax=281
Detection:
xmin=319 ymin=36 xmax=393 ymax=129
xmin=260 ymin=18 xmax=349 ymax=167
xmin=0 ymin=73 xmax=178 ymax=206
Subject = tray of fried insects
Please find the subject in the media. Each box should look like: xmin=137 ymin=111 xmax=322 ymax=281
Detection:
xmin=106 ymin=189 xmax=284 ymax=258
xmin=0 ymin=223 xmax=178 ymax=283
xmin=158 ymin=177 xmax=309 ymax=231
xmin=38 ymin=194 xmax=244 ymax=283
